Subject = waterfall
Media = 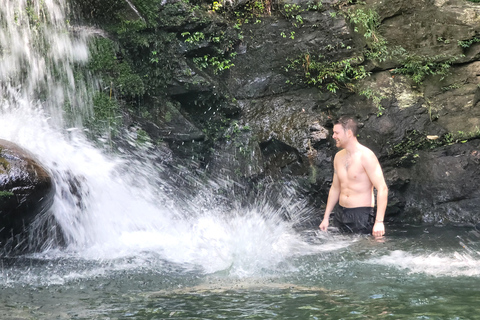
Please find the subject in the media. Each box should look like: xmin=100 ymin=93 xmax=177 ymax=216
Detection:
xmin=0 ymin=0 xmax=91 ymax=127
xmin=0 ymin=0 xmax=326 ymax=276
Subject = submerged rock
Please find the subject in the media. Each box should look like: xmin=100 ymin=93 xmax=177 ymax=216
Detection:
xmin=0 ymin=139 xmax=55 ymax=248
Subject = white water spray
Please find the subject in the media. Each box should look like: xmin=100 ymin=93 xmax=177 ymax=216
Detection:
xmin=0 ymin=0 xmax=339 ymax=276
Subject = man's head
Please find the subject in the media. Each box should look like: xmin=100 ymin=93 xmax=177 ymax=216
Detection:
xmin=332 ymin=116 xmax=358 ymax=148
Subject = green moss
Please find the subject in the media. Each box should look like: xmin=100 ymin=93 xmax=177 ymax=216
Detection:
xmin=83 ymin=92 xmax=122 ymax=138
xmin=388 ymin=128 xmax=480 ymax=166
xmin=0 ymin=190 xmax=14 ymax=198
xmin=135 ymin=129 xmax=152 ymax=147
xmin=0 ymin=156 xmax=10 ymax=174
xmin=88 ymin=37 xmax=145 ymax=97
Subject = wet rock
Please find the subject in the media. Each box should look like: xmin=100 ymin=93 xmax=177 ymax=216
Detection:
xmin=387 ymin=140 xmax=480 ymax=224
xmin=0 ymin=139 xmax=55 ymax=247
xmin=374 ymin=0 xmax=480 ymax=60
xmin=424 ymin=62 xmax=480 ymax=134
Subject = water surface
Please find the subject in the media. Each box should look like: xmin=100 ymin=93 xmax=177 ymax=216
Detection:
xmin=1 ymin=225 xmax=479 ymax=320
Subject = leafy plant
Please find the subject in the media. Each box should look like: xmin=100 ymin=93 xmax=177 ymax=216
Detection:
xmin=212 ymin=1 xmax=223 ymax=11
xmin=181 ymin=31 xmax=205 ymax=44
xmin=458 ymin=37 xmax=480 ymax=48
xmin=0 ymin=191 xmax=14 ymax=197
xmin=307 ymin=0 xmax=323 ymax=11
xmin=359 ymin=88 xmax=386 ymax=116
xmin=346 ymin=7 xmax=406 ymax=63
xmin=193 ymin=52 xmax=237 ymax=74
xmin=83 ymin=91 xmax=122 ymax=139
xmin=288 ymin=53 xmax=370 ymax=93
xmin=232 ymin=0 xmax=272 ymax=23
xmin=88 ymin=37 xmax=145 ymax=97
xmin=393 ymin=54 xmax=462 ymax=84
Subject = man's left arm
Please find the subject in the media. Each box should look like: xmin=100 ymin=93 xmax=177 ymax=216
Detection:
xmin=364 ymin=151 xmax=388 ymax=237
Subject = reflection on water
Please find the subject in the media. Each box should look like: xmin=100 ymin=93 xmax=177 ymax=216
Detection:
xmin=1 ymin=225 xmax=479 ymax=319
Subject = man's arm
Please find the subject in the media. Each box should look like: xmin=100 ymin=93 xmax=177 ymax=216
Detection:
xmin=319 ymin=161 xmax=340 ymax=231
xmin=363 ymin=150 xmax=388 ymax=237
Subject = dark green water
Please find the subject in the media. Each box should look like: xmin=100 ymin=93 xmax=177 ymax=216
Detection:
xmin=1 ymin=225 xmax=479 ymax=320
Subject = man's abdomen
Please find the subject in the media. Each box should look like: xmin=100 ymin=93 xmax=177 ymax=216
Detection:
xmin=338 ymin=191 xmax=374 ymax=208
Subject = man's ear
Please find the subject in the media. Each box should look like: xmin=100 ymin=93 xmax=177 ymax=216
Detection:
xmin=346 ymin=129 xmax=353 ymax=138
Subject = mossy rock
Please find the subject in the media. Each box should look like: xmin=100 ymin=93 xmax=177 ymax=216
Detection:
xmin=0 ymin=139 xmax=55 ymax=250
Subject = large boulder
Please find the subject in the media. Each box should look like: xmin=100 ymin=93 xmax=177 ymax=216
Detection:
xmin=0 ymin=139 xmax=55 ymax=247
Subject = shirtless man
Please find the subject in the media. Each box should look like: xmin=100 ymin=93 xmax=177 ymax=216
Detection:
xmin=319 ymin=116 xmax=388 ymax=237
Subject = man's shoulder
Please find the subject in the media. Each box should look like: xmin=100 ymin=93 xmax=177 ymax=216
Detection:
xmin=334 ymin=149 xmax=346 ymax=159
xmin=359 ymin=144 xmax=380 ymax=169
xmin=359 ymin=144 xmax=377 ymax=157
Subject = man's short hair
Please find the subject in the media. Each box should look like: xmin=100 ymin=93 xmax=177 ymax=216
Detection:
xmin=335 ymin=116 xmax=358 ymax=136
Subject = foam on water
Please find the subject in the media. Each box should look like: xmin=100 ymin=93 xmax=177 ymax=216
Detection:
xmin=367 ymin=249 xmax=480 ymax=277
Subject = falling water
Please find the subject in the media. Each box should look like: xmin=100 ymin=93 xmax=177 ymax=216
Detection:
xmin=1 ymin=1 xmax=480 ymax=319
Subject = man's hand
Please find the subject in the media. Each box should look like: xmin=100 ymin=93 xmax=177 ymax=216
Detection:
xmin=372 ymin=221 xmax=385 ymax=237
xmin=319 ymin=218 xmax=329 ymax=231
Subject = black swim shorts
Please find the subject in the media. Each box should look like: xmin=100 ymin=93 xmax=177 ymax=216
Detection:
xmin=334 ymin=206 xmax=375 ymax=234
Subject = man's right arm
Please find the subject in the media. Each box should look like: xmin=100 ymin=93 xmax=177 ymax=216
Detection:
xmin=319 ymin=169 xmax=340 ymax=231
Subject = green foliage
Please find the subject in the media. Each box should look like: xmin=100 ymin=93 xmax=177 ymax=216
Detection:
xmin=181 ymin=31 xmax=206 ymax=44
xmin=230 ymin=0 xmax=272 ymax=24
xmin=392 ymin=54 xmax=462 ymax=84
xmin=212 ymin=1 xmax=223 ymax=11
xmin=0 ymin=190 xmax=14 ymax=199
xmin=282 ymin=3 xmax=303 ymax=18
xmin=389 ymin=127 xmax=480 ymax=166
xmin=135 ymin=129 xmax=152 ymax=147
xmin=437 ymin=37 xmax=450 ymax=44
xmin=81 ymin=0 xmax=209 ymax=97
xmin=0 ymin=156 xmax=10 ymax=173
xmin=348 ymin=8 xmax=381 ymax=42
xmin=445 ymin=128 xmax=480 ymax=144
xmin=92 ymin=92 xmax=121 ymax=125
xmin=193 ymin=53 xmax=237 ymax=74
xmin=288 ymin=53 xmax=370 ymax=93
xmin=389 ymin=130 xmax=437 ymax=166
xmin=88 ymin=37 xmax=145 ymax=97
xmin=346 ymin=7 xmax=406 ymax=63
xmin=359 ymin=88 xmax=386 ymax=116
xmin=25 ymin=2 xmax=44 ymax=28
xmin=83 ymin=92 xmax=122 ymax=138
xmin=458 ymin=37 xmax=480 ymax=48
xmin=441 ymin=83 xmax=461 ymax=92
xmin=307 ymin=0 xmax=323 ymax=11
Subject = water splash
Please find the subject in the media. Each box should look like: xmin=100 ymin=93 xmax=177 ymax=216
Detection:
xmin=0 ymin=0 xmax=341 ymax=278
xmin=367 ymin=249 xmax=480 ymax=276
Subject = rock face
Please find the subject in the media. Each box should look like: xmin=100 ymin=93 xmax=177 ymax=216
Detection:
xmin=0 ymin=139 xmax=55 ymax=248
xmin=80 ymin=0 xmax=480 ymax=226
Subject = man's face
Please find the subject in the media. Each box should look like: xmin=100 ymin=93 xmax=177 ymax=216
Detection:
xmin=332 ymin=124 xmax=348 ymax=148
